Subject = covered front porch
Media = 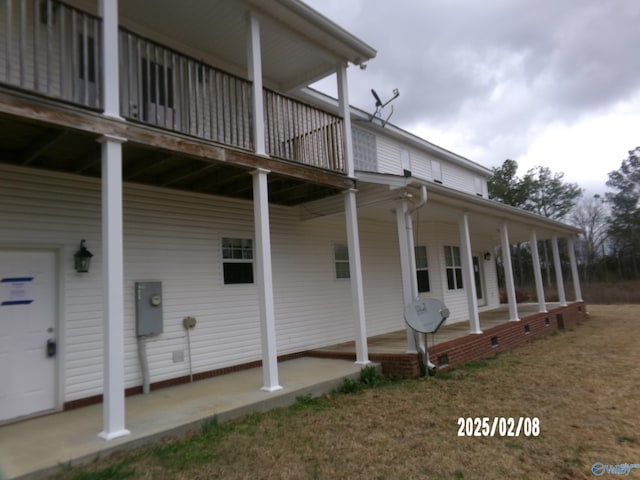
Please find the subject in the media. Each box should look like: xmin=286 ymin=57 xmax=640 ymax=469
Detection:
xmin=310 ymin=301 xmax=588 ymax=376
xmin=0 ymin=301 xmax=588 ymax=479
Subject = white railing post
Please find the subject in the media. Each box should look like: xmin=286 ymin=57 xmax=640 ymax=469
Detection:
xmin=337 ymin=63 xmax=354 ymax=177
xmin=99 ymin=0 xmax=120 ymax=118
xmin=246 ymin=11 xmax=266 ymax=156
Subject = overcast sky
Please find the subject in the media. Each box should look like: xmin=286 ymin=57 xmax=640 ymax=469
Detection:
xmin=304 ymin=0 xmax=640 ymax=196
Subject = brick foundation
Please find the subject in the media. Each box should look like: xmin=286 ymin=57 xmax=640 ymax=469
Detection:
xmin=428 ymin=302 xmax=587 ymax=370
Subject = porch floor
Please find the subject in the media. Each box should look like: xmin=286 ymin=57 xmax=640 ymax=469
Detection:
xmin=0 ymin=303 xmax=558 ymax=479
xmin=0 ymin=357 xmax=363 ymax=480
xmin=313 ymin=303 xmax=561 ymax=355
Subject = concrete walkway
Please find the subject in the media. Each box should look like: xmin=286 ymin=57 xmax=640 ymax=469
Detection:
xmin=0 ymin=357 xmax=364 ymax=480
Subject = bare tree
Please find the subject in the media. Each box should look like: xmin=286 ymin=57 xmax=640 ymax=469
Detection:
xmin=570 ymin=195 xmax=609 ymax=281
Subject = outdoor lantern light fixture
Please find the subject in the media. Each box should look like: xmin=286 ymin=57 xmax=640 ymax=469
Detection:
xmin=74 ymin=239 xmax=93 ymax=273
xmin=484 ymin=252 xmax=491 ymax=261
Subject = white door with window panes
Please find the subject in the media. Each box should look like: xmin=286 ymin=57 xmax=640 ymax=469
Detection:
xmin=472 ymin=256 xmax=485 ymax=305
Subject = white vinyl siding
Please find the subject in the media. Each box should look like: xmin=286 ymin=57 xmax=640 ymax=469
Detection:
xmin=367 ymin=131 xmax=490 ymax=197
xmin=375 ymin=135 xmax=401 ymax=174
xmin=0 ymin=164 xmax=409 ymax=402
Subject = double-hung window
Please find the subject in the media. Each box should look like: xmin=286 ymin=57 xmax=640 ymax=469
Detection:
xmin=222 ymin=238 xmax=254 ymax=284
xmin=444 ymin=246 xmax=463 ymax=290
xmin=334 ymin=243 xmax=350 ymax=279
xmin=415 ymin=246 xmax=430 ymax=293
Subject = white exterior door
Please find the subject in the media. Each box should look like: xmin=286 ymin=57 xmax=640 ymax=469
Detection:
xmin=0 ymin=250 xmax=58 ymax=422
xmin=473 ymin=256 xmax=486 ymax=306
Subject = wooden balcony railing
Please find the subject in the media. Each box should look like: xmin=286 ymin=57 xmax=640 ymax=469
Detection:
xmin=0 ymin=0 xmax=102 ymax=109
xmin=119 ymin=29 xmax=253 ymax=152
xmin=264 ymin=90 xmax=344 ymax=172
xmin=0 ymin=1 xmax=346 ymax=174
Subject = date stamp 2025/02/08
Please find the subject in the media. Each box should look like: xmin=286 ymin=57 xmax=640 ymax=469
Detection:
xmin=457 ymin=417 xmax=540 ymax=437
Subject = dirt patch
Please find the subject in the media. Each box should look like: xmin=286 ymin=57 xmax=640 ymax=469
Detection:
xmin=52 ymin=304 xmax=640 ymax=480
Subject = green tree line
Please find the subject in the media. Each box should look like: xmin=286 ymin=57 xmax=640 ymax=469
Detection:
xmin=488 ymin=146 xmax=640 ymax=286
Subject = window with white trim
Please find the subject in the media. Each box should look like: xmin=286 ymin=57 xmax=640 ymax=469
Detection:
xmin=222 ymin=238 xmax=254 ymax=284
xmin=444 ymin=245 xmax=463 ymax=290
xmin=334 ymin=243 xmax=350 ymax=279
xmin=415 ymin=246 xmax=430 ymax=293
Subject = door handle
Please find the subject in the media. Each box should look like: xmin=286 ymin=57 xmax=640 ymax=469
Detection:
xmin=47 ymin=339 xmax=57 ymax=358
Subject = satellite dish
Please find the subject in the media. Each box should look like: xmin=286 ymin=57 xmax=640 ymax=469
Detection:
xmin=404 ymin=298 xmax=450 ymax=373
xmin=371 ymin=89 xmax=383 ymax=107
xmin=404 ymin=298 xmax=450 ymax=334
xmin=369 ymin=88 xmax=400 ymax=127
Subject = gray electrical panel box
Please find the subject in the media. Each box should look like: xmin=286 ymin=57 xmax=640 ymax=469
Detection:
xmin=135 ymin=281 xmax=163 ymax=336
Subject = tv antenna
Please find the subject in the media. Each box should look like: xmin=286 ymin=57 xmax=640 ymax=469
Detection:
xmin=369 ymin=88 xmax=400 ymax=127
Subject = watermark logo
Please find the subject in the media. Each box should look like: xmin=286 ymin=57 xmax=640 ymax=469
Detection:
xmin=592 ymin=462 xmax=640 ymax=476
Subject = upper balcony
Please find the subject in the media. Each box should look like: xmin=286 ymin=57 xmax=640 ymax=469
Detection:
xmin=0 ymin=0 xmax=375 ymax=182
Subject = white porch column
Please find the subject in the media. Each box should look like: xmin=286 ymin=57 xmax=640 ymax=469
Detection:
xmin=551 ymin=236 xmax=568 ymax=307
xmin=395 ymin=201 xmax=418 ymax=353
xmin=500 ymin=223 xmax=519 ymax=321
xmin=567 ymin=236 xmax=583 ymax=302
xmin=337 ymin=63 xmax=355 ymax=177
xmin=338 ymin=65 xmax=368 ymax=363
xmin=530 ymin=230 xmax=547 ymax=313
xmin=344 ymin=189 xmax=370 ymax=364
xmin=406 ymin=212 xmax=419 ymax=300
xmin=99 ymin=0 xmax=120 ymax=118
xmin=246 ymin=12 xmax=266 ymax=156
xmin=98 ymin=134 xmax=129 ymax=441
xmin=459 ymin=213 xmax=481 ymax=334
xmin=251 ymin=169 xmax=282 ymax=392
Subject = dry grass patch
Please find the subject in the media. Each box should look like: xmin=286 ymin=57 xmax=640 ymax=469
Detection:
xmin=52 ymin=305 xmax=640 ymax=480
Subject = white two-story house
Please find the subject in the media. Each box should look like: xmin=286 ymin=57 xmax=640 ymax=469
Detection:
xmin=0 ymin=0 xmax=582 ymax=437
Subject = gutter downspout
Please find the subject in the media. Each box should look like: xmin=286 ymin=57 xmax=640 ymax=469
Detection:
xmin=405 ymin=184 xmax=428 ymax=299
xmin=405 ymin=185 xmax=432 ymax=366
xmin=408 ymin=185 xmax=428 ymax=215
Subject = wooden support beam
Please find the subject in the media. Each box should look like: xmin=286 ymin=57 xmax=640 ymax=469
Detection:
xmin=123 ymin=155 xmax=175 ymax=180
xmin=21 ymin=129 xmax=68 ymax=165
xmin=75 ymin=148 xmax=102 ymax=173
xmin=158 ymin=163 xmax=217 ymax=187
xmin=0 ymin=88 xmax=355 ymax=191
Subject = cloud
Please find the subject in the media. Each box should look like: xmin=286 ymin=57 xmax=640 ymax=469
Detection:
xmin=305 ymin=0 xmax=640 ymax=189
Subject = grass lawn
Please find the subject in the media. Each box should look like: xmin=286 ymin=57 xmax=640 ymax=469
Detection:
xmin=52 ymin=305 xmax=640 ymax=480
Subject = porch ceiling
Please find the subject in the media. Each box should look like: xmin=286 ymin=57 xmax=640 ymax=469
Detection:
xmin=0 ymin=113 xmax=343 ymax=206
xmin=301 ymin=180 xmax=580 ymax=245
xmin=119 ymin=0 xmax=376 ymax=92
